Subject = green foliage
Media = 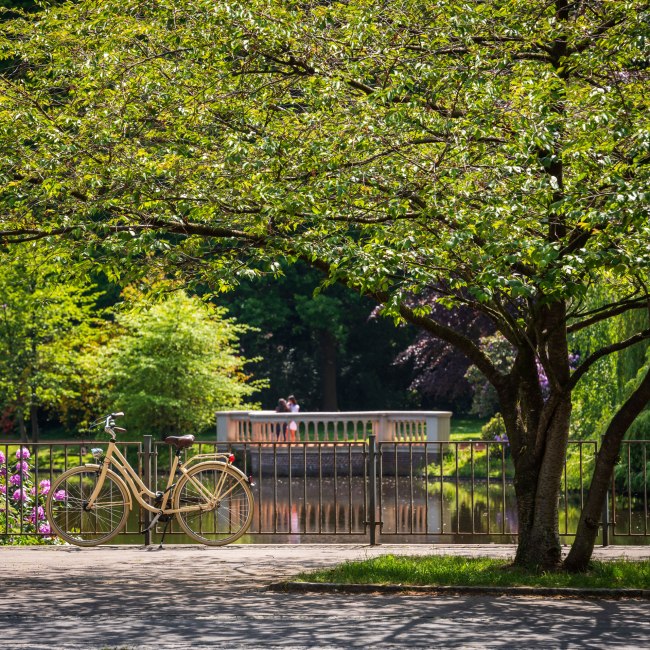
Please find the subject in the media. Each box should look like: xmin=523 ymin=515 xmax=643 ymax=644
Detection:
xmin=219 ymin=262 xmax=418 ymax=410
xmin=101 ymin=292 xmax=264 ymax=437
xmin=1 ymin=0 xmax=649 ymax=560
xmin=615 ymin=410 xmax=650 ymax=494
xmin=570 ymin=289 xmax=650 ymax=440
xmin=429 ymin=441 xmax=514 ymax=481
xmin=480 ymin=414 xmax=507 ymax=442
xmin=0 ymin=247 xmax=105 ymax=437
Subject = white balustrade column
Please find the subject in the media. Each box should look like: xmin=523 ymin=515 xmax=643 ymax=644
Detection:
xmin=425 ymin=413 xmax=451 ymax=443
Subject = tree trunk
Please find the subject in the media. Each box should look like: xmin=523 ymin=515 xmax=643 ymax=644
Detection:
xmin=564 ymin=367 xmax=650 ymax=572
xmin=511 ymin=397 xmax=572 ymax=569
xmin=30 ymin=401 xmax=40 ymax=443
xmin=319 ymin=329 xmax=338 ymax=410
xmin=17 ymin=409 xmax=28 ymax=444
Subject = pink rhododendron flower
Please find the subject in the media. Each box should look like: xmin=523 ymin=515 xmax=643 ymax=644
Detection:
xmin=9 ymin=474 xmax=23 ymax=486
xmin=15 ymin=447 xmax=30 ymax=460
xmin=15 ymin=460 xmax=29 ymax=474
xmin=38 ymin=523 xmax=51 ymax=535
xmin=12 ymin=488 xmax=28 ymax=501
xmin=53 ymin=490 xmax=66 ymax=501
xmin=39 ymin=479 xmax=51 ymax=495
xmin=0 ymin=450 xmax=5 ymax=464
xmin=28 ymin=506 xmax=45 ymax=522
xmin=0 ymin=467 xmax=5 ymax=477
xmin=0 ymin=485 xmax=5 ymax=495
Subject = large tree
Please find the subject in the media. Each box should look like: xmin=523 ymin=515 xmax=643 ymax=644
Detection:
xmin=1 ymin=1 xmax=649 ymax=569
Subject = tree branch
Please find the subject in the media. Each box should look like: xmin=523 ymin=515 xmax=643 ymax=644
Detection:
xmin=567 ymin=328 xmax=650 ymax=391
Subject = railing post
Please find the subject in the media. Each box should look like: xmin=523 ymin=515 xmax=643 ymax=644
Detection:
xmin=367 ymin=434 xmax=379 ymax=545
xmin=143 ymin=435 xmax=153 ymax=547
xmin=601 ymin=489 xmax=609 ymax=547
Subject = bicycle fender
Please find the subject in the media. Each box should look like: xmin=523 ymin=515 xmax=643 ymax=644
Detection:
xmin=188 ymin=460 xmax=249 ymax=482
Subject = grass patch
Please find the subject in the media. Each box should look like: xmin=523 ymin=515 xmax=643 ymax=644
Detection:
xmin=450 ymin=417 xmax=487 ymax=441
xmin=296 ymin=555 xmax=650 ymax=590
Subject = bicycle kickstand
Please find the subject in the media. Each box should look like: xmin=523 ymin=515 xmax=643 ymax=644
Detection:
xmin=158 ymin=517 xmax=171 ymax=549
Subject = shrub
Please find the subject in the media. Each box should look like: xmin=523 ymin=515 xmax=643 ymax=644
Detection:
xmin=480 ymin=413 xmax=507 ymax=442
xmin=0 ymin=447 xmax=61 ymax=545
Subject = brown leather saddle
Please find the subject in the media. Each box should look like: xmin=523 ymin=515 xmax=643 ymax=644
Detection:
xmin=163 ymin=435 xmax=195 ymax=449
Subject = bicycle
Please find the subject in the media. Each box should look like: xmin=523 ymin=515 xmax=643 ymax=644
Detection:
xmin=45 ymin=412 xmax=255 ymax=547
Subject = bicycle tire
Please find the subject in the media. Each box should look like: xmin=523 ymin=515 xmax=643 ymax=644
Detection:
xmin=173 ymin=462 xmax=254 ymax=546
xmin=45 ymin=465 xmax=130 ymax=546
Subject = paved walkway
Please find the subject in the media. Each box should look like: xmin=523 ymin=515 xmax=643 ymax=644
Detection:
xmin=1 ymin=544 xmax=649 ymax=649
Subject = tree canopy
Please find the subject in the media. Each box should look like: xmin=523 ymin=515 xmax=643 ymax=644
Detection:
xmin=1 ymin=0 xmax=649 ymax=569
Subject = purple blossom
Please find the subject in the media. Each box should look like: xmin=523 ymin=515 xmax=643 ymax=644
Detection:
xmin=53 ymin=490 xmax=67 ymax=501
xmin=12 ymin=488 xmax=28 ymax=502
xmin=15 ymin=447 xmax=30 ymax=460
xmin=15 ymin=460 xmax=29 ymax=474
xmin=9 ymin=474 xmax=23 ymax=486
xmin=38 ymin=522 xmax=51 ymax=535
xmin=0 ymin=485 xmax=5 ymax=495
xmin=28 ymin=506 xmax=45 ymax=522
xmin=30 ymin=479 xmax=51 ymax=497
xmin=0 ymin=450 xmax=5 ymax=464
xmin=494 ymin=433 xmax=509 ymax=445
xmin=0 ymin=466 xmax=5 ymax=477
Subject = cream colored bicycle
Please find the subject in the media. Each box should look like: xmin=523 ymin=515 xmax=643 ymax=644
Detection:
xmin=45 ymin=412 xmax=254 ymax=547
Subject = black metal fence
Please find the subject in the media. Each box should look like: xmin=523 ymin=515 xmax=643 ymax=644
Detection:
xmin=1 ymin=437 xmax=648 ymax=545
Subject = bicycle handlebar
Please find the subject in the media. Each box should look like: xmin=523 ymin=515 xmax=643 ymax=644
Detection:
xmin=104 ymin=412 xmax=126 ymax=436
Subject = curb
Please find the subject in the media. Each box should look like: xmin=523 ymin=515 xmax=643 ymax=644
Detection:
xmin=268 ymin=581 xmax=650 ymax=600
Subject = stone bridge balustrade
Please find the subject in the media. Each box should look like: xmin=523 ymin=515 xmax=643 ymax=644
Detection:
xmin=215 ymin=411 xmax=452 ymax=444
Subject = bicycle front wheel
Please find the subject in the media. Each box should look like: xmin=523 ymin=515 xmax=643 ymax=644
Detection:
xmin=45 ymin=466 xmax=130 ymax=546
xmin=173 ymin=462 xmax=254 ymax=546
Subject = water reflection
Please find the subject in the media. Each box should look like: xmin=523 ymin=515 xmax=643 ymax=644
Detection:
xmin=119 ymin=476 xmax=649 ymax=545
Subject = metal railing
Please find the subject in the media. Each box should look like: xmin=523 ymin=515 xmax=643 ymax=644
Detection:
xmin=1 ymin=437 xmax=648 ymax=545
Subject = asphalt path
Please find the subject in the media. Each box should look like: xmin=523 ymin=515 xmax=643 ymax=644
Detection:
xmin=1 ymin=544 xmax=649 ymax=649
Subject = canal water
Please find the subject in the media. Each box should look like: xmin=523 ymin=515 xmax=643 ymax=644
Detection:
xmin=119 ymin=476 xmax=650 ymax=545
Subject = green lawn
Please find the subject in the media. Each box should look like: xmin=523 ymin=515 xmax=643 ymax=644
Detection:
xmin=296 ymin=554 xmax=650 ymax=590
xmin=450 ymin=417 xmax=487 ymax=441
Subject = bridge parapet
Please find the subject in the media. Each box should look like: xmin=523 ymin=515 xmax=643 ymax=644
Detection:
xmin=215 ymin=410 xmax=452 ymax=444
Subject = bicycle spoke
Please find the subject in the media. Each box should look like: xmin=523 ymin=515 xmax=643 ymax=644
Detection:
xmin=46 ymin=468 xmax=129 ymax=546
xmin=174 ymin=463 xmax=254 ymax=545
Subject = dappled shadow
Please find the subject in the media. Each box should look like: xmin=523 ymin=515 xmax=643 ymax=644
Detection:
xmin=1 ymin=546 xmax=649 ymax=649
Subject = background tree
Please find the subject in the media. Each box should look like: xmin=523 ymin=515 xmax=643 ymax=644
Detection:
xmin=101 ymin=291 xmax=264 ymax=437
xmin=0 ymin=248 xmax=103 ymax=441
xmin=1 ymin=0 xmax=649 ymax=569
xmin=220 ymin=262 xmax=418 ymax=411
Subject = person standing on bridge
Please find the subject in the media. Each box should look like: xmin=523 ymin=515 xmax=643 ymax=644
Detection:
xmin=287 ymin=395 xmax=299 ymax=441
xmin=275 ymin=398 xmax=290 ymax=441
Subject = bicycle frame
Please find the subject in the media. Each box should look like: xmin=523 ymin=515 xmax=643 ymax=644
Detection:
xmin=85 ymin=439 xmax=241 ymax=516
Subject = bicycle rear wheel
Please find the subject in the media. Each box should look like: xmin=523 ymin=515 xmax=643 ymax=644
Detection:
xmin=173 ymin=462 xmax=254 ymax=545
xmin=45 ymin=466 xmax=130 ymax=546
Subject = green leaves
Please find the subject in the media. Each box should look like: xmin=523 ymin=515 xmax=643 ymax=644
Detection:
xmin=101 ymin=291 xmax=264 ymax=436
xmin=0 ymin=0 xmax=647 ymax=354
